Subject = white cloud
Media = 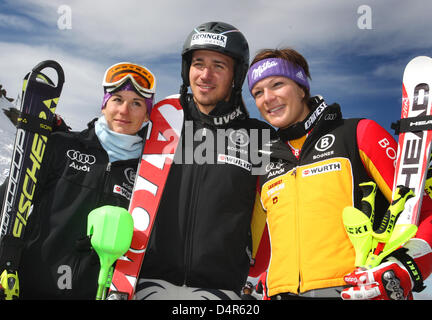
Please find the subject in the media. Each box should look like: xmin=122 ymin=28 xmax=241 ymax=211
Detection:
xmin=0 ymin=0 xmax=431 ymax=130
xmin=0 ymin=13 xmax=34 ymax=31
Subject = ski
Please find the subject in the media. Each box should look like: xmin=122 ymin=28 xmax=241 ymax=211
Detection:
xmin=392 ymin=56 xmax=432 ymax=225
xmin=0 ymin=60 xmax=64 ymax=299
xmin=379 ymin=56 xmax=432 ymax=253
xmin=343 ymin=56 xmax=432 ymax=269
xmin=366 ymin=56 xmax=432 ymax=267
xmin=107 ymin=95 xmax=184 ymax=300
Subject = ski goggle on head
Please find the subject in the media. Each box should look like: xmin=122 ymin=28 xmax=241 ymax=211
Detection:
xmin=102 ymin=62 xmax=156 ymax=99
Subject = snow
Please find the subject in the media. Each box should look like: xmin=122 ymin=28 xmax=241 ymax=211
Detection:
xmin=0 ymin=97 xmax=16 ymax=185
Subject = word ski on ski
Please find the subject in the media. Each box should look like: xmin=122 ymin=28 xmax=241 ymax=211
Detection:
xmin=108 ymin=96 xmax=183 ymax=300
xmin=393 ymin=56 xmax=432 ymax=227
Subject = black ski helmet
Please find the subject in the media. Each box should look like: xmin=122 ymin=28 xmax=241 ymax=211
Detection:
xmin=181 ymin=21 xmax=249 ymax=92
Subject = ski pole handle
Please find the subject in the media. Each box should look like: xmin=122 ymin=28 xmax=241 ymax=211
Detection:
xmin=87 ymin=206 xmax=134 ymax=300
xmin=343 ymin=181 xmax=377 ymax=267
xmin=364 ymin=186 xmax=415 ymax=268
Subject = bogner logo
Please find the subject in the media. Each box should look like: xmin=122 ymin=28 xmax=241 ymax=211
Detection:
xmin=229 ymin=129 xmax=249 ymax=147
xmin=315 ymin=134 xmax=335 ymax=152
xmin=399 ymin=83 xmax=430 ymax=189
xmin=191 ymin=33 xmax=227 ymax=48
xmin=124 ymin=168 xmax=136 ymax=185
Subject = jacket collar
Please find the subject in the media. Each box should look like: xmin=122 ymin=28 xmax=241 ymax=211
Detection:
xmin=183 ymin=93 xmax=249 ymax=128
xmin=267 ymin=96 xmax=342 ymax=161
xmin=277 ymin=96 xmax=331 ymax=141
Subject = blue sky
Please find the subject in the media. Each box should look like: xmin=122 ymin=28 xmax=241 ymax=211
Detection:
xmin=1 ymin=0 xmax=432 ymax=298
xmin=1 ymin=0 xmax=431 ymax=133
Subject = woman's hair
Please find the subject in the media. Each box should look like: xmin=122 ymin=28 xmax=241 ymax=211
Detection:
xmin=251 ymin=48 xmax=311 ymax=101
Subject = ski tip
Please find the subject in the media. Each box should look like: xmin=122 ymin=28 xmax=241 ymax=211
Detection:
xmin=163 ymin=94 xmax=181 ymax=100
xmin=406 ymin=55 xmax=432 ymax=68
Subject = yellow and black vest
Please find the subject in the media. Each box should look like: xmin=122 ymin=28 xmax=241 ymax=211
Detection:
xmin=260 ymin=100 xmax=388 ymax=296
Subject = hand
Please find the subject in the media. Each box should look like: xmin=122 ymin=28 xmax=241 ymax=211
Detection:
xmin=341 ymin=258 xmax=413 ymax=300
xmin=0 ymin=85 xmax=14 ymax=102
xmin=53 ymin=114 xmax=71 ymax=132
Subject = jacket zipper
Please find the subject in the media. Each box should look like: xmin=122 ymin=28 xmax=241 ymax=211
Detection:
xmin=292 ymin=133 xmax=313 ymax=294
xmin=98 ymin=162 xmax=111 ymax=206
xmin=183 ymin=126 xmax=206 ymax=286
xmin=291 ymin=166 xmax=302 ymax=294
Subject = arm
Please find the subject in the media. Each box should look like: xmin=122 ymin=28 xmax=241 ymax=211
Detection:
xmin=248 ymin=182 xmax=270 ymax=278
xmin=343 ymin=119 xmax=432 ymax=299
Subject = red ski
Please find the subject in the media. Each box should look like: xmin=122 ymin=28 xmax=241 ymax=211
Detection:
xmin=367 ymin=56 xmax=432 ymax=267
xmin=393 ymin=56 xmax=432 ymax=227
xmin=107 ymin=95 xmax=183 ymax=300
xmin=343 ymin=56 xmax=432 ymax=269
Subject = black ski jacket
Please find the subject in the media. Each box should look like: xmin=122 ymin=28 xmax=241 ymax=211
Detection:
xmin=0 ymin=119 xmax=140 ymax=299
xmin=138 ymin=95 xmax=274 ymax=294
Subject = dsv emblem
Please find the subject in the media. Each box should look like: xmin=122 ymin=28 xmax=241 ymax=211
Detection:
xmin=66 ymin=150 xmax=96 ymax=164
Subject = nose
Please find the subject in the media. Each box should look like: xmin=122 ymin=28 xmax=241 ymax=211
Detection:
xmin=199 ymin=67 xmax=212 ymax=81
xmin=263 ymin=88 xmax=276 ymax=104
xmin=118 ymin=101 xmax=130 ymax=114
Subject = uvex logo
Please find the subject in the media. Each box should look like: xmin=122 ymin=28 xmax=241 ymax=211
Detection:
xmin=213 ymin=107 xmax=243 ymax=125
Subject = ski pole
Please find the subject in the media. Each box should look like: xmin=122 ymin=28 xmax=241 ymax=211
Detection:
xmin=343 ymin=182 xmax=415 ymax=269
xmin=87 ymin=206 xmax=134 ymax=300
xmin=364 ymin=185 xmax=415 ymax=268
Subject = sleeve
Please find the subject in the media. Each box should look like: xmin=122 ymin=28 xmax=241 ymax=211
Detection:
xmin=357 ymin=119 xmax=432 ymax=281
xmin=248 ymin=182 xmax=270 ymax=278
xmin=356 ymin=119 xmax=397 ymax=202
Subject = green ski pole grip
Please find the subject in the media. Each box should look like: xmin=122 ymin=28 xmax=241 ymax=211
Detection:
xmin=87 ymin=205 xmax=134 ymax=300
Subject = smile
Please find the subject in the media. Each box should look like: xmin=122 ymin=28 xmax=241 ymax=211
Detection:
xmin=114 ymin=119 xmax=131 ymax=124
xmin=197 ymin=83 xmax=215 ymax=90
xmin=268 ymin=105 xmax=285 ymax=114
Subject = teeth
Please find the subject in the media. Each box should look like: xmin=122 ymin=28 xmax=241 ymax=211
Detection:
xmin=268 ymin=106 xmax=284 ymax=113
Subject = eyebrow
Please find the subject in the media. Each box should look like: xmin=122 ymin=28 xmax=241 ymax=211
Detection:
xmin=112 ymin=93 xmax=145 ymax=101
xmin=192 ymin=56 xmax=229 ymax=66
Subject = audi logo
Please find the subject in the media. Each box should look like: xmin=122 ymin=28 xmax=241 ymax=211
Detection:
xmin=66 ymin=149 xmax=96 ymax=164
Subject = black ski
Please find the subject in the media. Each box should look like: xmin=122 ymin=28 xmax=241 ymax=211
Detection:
xmin=0 ymin=60 xmax=64 ymax=299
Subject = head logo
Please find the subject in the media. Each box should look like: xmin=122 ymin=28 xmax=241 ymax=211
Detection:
xmin=315 ymin=134 xmax=335 ymax=152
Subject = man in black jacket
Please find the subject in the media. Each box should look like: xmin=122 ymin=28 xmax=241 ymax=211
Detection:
xmin=135 ymin=21 xmax=273 ymax=300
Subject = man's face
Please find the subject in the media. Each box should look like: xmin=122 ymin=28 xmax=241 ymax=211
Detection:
xmin=189 ymin=49 xmax=235 ymax=114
